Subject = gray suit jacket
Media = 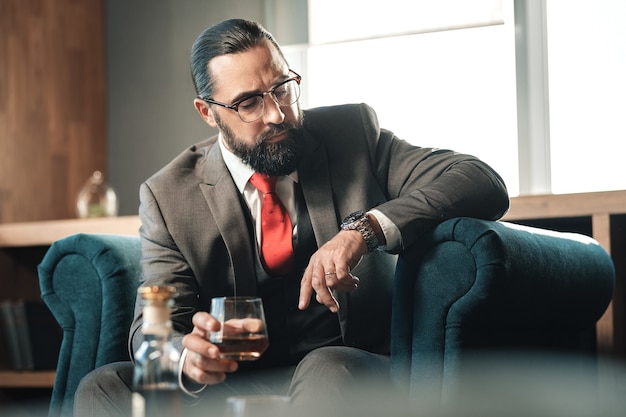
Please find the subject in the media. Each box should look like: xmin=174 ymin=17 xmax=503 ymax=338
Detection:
xmin=130 ymin=103 xmax=509 ymax=355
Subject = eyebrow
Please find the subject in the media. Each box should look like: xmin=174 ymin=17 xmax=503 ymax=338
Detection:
xmin=228 ymin=74 xmax=292 ymax=104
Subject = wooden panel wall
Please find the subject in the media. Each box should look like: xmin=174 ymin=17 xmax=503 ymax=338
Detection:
xmin=0 ymin=0 xmax=105 ymax=223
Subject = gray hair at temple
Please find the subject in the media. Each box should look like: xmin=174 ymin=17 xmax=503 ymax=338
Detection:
xmin=190 ymin=19 xmax=288 ymax=100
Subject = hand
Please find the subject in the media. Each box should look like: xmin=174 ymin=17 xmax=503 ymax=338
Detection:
xmin=223 ymin=318 xmax=265 ymax=333
xmin=298 ymin=229 xmax=365 ymax=313
xmin=181 ymin=311 xmax=238 ymax=385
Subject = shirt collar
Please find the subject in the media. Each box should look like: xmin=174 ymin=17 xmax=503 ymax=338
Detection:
xmin=218 ymin=133 xmax=298 ymax=192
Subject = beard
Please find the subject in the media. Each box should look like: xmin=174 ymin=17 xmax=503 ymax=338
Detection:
xmin=215 ymin=108 xmax=305 ymax=177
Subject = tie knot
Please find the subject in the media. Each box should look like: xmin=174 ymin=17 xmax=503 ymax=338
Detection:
xmin=250 ymin=173 xmax=278 ymax=194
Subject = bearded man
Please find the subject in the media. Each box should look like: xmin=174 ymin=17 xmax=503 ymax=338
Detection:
xmin=74 ymin=18 xmax=508 ymax=417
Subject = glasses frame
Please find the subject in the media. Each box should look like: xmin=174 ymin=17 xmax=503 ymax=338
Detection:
xmin=201 ymin=69 xmax=302 ymax=123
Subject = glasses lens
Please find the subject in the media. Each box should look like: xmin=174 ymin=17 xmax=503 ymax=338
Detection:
xmin=273 ymin=79 xmax=300 ymax=106
xmin=237 ymin=96 xmax=264 ymax=122
xmin=236 ymin=78 xmax=301 ymax=123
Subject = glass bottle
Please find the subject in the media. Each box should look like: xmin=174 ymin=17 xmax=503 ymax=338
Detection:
xmin=75 ymin=170 xmax=119 ymax=218
xmin=132 ymin=285 xmax=182 ymax=417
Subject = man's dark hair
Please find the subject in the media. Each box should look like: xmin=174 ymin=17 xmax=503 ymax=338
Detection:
xmin=191 ymin=19 xmax=287 ymax=100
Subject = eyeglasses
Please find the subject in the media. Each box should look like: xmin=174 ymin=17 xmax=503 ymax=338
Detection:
xmin=201 ymin=70 xmax=302 ymax=123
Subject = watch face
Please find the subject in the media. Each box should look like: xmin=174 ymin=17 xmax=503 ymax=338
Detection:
xmin=344 ymin=211 xmax=365 ymax=225
xmin=341 ymin=211 xmax=366 ymax=230
xmin=340 ymin=210 xmax=379 ymax=251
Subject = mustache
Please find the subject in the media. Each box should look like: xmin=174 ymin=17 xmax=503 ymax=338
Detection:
xmin=257 ymin=121 xmax=301 ymax=144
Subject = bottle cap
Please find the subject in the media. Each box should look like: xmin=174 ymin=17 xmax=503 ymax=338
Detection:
xmin=138 ymin=285 xmax=176 ymax=303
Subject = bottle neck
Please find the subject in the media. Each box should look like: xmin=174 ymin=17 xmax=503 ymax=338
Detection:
xmin=141 ymin=324 xmax=172 ymax=341
xmin=141 ymin=305 xmax=172 ymax=339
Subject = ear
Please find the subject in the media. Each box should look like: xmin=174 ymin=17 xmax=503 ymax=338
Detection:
xmin=194 ymin=98 xmax=218 ymax=128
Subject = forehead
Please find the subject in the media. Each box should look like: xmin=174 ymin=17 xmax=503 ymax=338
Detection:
xmin=208 ymin=40 xmax=289 ymax=100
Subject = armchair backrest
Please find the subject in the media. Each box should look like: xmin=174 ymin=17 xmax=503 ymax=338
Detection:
xmin=38 ymin=233 xmax=141 ymax=417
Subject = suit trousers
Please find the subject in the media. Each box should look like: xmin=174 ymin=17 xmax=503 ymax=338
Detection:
xmin=73 ymin=346 xmax=393 ymax=417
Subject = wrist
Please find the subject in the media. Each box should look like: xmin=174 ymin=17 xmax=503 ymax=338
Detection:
xmin=178 ymin=348 xmax=207 ymax=398
xmin=340 ymin=210 xmax=381 ymax=252
xmin=365 ymin=213 xmax=386 ymax=247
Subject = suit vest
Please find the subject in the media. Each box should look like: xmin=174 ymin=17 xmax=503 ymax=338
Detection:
xmin=238 ymin=182 xmax=343 ymax=370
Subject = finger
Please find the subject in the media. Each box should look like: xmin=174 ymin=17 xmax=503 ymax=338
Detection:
xmin=323 ymin=270 xmax=338 ymax=287
xmin=299 ymin=264 xmax=314 ymax=310
xmin=309 ymin=262 xmax=339 ymax=312
xmin=335 ymin=273 xmax=360 ymax=291
xmin=322 ymin=264 xmax=357 ymax=292
xmin=242 ymin=318 xmax=264 ymax=332
xmin=182 ymin=350 xmax=237 ymax=386
xmin=312 ymin=280 xmax=339 ymax=313
xmin=315 ymin=288 xmax=339 ymax=313
xmin=223 ymin=318 xmax=264 ymax=333
xmin=192 ymin=311 xmax=221 ymax=334
xmin=186 ymin=348 xmax=237 ymax=373
xmin=182 ymin=352 xmax=227 ymax=386
xmin=183 ymin=332 xmax=220 ymax=359
xmin=349 ymin=274 xmax=360 ymax=289
xmin=334 ymin=263 xmax=352 ymax=282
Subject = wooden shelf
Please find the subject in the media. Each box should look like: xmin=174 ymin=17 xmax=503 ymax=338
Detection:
xmin=0 ymin=216 xmax=141 ymax=247
xmin=0 ymin=371 xmax=55 ymax=388
xmin=504 ymin=190 xmax=626 ymax=221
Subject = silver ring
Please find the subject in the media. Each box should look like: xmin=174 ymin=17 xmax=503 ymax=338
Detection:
xmin=324 ymin=271 xmax=336 ymax=276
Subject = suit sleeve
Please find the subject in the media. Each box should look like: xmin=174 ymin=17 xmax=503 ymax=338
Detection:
xmin=362 ymin=105 xmax=510 ymax=253
xmin=128 ymin=182 xmax=199 ymax=358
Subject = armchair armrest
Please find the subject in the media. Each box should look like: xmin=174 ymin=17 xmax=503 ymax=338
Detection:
xmin=390 ymin=218 xmax=615 ymax=403
xmin=38 ymin=233 xmax=141 ymax=417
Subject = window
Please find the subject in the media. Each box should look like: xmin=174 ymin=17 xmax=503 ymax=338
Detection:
xmin=308 ymin=0 xmax=504 ymax=44
xmin=298 ymin=0 xmax=519 ymax=195
xmin=282 ymin=0 xmax=626 ymax=197
xmin=547 ymin=0 xmax=626 ymax=194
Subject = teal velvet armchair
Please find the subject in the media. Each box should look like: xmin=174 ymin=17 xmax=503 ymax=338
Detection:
xmin=38 ymin=234 xmax=142 ymax=417
xmin=38 ymin=218 xmax=615 ymax=417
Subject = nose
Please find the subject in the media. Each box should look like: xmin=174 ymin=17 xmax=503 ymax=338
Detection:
xmin=262 ymin=93 xmax=285 ymax=124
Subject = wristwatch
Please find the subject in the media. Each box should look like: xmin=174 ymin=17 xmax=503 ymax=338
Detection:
xmin=340 ymin=210 xmax=380 ymax=252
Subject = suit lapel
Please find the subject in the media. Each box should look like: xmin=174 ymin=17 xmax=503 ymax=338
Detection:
xmin=298 ymin=132 xmax=339 ymax=246
xmin=198 ymin=144 xmax=257 ymax=295
xmin=298 ymin=132 xmax=349 ymax=333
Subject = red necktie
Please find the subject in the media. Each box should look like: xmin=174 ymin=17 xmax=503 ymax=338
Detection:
xmin=249 ymin=173 xmax=294 ymax=275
